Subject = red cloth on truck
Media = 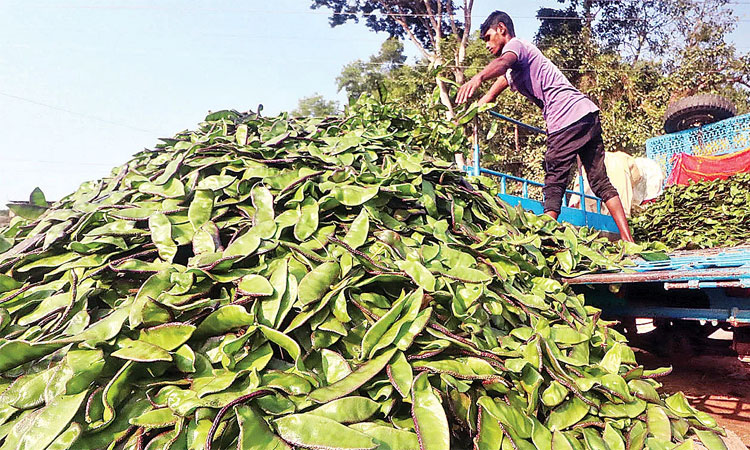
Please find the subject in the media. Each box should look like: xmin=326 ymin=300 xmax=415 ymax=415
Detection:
xmin=666 ymin=146 xmax=750 ymax=186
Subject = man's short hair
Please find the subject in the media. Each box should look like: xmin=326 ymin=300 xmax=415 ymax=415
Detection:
xmin=480 ymin=11 xmax=516 ymax=38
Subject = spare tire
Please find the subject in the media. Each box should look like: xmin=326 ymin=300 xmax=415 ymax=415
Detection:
xmin=664 ymin=94 xmax=736 ymax=133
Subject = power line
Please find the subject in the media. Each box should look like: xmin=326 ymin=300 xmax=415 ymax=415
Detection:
xmin=22 ymin=4 xmax=750 ymax=22
xmin=334 ymin=59 xmax=748 ymax=75
xmin=0 ymin=91 xmax=157 ymax=133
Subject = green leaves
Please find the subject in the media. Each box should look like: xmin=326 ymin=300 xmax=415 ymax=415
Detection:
xmin=12 ymin=390 xmax=87 ymax=450
xmin=0 ymin=340 xmax=67 ymax=372
xmin=546 ymin=397 xmax=590 ymax=431
xmin=189 ymin=189 xmax=215 ymax=230
xmin=149 ymin=212 xmax=177 ymax=262
xmin=29 ymin=186 xmax=48 ymax=207
xmin=238 ymin=275 xmax=274 ymax=297
xmin=332 ymin=185 xmax=380 ymax=206
xmin=396 ymin=260 xmax=435 ymax=291
xmin=7 ymin=187 xmax=48 ymax=220
xmin=599 ymin=342 xmax=623 ymax=374
xmin=252 ymin=185 xmax=277 ymax=239
xmin=298 ymin=262 xmax=340 ymax=306
xmin=194 ymin=305 xmax=254 ymax=337
xmin=646 ymin=405 xmax=671 ymax=442
xmin=361 ymin=294 xmax=409 ymax=359
xmin=139 ymin=323 xmax=196 ymax=350
xmin=224 ymin=228 xmax=262 ymax=257
xmin=694 ymin=430 xmax=728 ymax=450
xmin=197 ymin=175 xmax=236 ymax=191
xmin=295 ymin=199 xmax=319 ymax=241
xmin=139 ymin=177 xmax=185 ymax=198
xmin=343 ymin=210 xmax=370 ymax=249
xmin=308 ymin=396 xmax=379 ymax=423
xmin=129 ymin=408 xmax=178 ymax=428
xmin=350 ymin=423 xmax=419 ymax=450
xmin=474 ymin=406 xmax=503 ymax=450
xmin=236 ymin=405 xmax=291 ymax=450
xmin=111 ymin=339 xmax=172 ymax=362
xmin=309 ymin=349 xmax=397 ymax=403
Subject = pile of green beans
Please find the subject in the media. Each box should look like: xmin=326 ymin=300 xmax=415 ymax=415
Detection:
xmin=0 ymin=99 xmax=724 ymax=450
xmin=630 ymin=172 xmax=750 ymax=249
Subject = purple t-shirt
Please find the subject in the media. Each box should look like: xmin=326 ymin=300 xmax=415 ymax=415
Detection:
xmin=502 ymin=38 xmax=598 ymax=133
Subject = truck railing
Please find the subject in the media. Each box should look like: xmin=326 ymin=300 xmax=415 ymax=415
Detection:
xmin=477 ymin=167 xmax=604 ymax=213
xmin=467 ymin=111 xmax=617 ymax=233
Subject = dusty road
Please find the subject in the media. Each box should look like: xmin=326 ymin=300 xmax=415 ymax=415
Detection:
xmin=637 ymin=350 xmax=750 ymax=447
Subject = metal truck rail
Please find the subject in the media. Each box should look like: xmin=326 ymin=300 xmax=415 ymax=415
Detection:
xmin=467 ymin=111 xmax=620 ymax=234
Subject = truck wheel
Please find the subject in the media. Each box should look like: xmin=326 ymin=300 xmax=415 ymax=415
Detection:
xmin=664 ymin=94 xmax=736 ymax=133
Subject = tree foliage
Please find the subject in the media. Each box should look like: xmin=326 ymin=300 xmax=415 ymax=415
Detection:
xmin=330 ymin=0 xmax=750 ymax=182
xmin=311 ymin=0 xmax=476 ymax=116
xmin=311 ymin=0 xmax=459 ymax=51
xmin=594 ymin=0 xmax=679 ymax=61
xmin=337 ymin=38 xmax=408 ymax=102
xmin=665 ymin=0 xmax=750 ymax=103
xmin=542 ymin=0 xmax=681 ymax=62
xmin=292 ymin=93 xmax=341 ymax=117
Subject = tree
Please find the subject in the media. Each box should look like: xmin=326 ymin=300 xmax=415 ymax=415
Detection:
xmin=337 ymin=37 xmax=407 ymax=102
xmin=535 ymin=7 xmax=586 ymax=84
xmin=336 ymin=38 xmax=438 ymax=112
xmin=311 ymin=0 xmax=476 ymax=116
xmin=536 ymin=0 xmax=695 ymax=65
xmin=665 ymin=0 xmax=750 ymax=103
xmin=594 ymin=0 xmax=679 ymax=62
xmin=540 ymin=0 xmax=743 ymax=64
xmin=292 ymin=93 xmax=340 ymax=117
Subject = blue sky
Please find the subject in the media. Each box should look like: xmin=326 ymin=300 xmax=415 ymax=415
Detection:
xmin=1 ymin=0 xmax=749 ymax=202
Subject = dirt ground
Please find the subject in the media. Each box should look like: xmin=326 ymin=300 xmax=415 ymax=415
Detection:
xmin=636 ymin=349 xmax=750 ymax=447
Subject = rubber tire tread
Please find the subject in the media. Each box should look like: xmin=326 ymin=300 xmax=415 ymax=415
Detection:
xmin=664 ymin=94 xmax=736 ymax=133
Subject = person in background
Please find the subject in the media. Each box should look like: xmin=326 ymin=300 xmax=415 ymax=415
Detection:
xmin=633 ymin=157 xmax=665 ymax=206
xmin=456 ymin=10 xmax=634 ymax=242
xmin=571 ymin=151 xmax=642 ymax=217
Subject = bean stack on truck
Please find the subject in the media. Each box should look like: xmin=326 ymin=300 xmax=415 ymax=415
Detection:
xmin=473 ymin=94 xmax=750 ymax=361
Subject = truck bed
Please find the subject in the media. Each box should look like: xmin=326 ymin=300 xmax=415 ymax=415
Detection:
xmin=564 ymin=246 xmax=750 ymax=324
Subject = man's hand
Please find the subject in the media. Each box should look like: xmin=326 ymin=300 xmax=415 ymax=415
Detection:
xmin=456 ymin=75 xmax=483 ymax=105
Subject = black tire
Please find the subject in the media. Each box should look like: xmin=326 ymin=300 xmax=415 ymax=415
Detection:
xmin=664 ymin=94 xmax=736 ymax=133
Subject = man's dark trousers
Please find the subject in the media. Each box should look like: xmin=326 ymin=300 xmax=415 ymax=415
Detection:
xmin=543 ymin=112 xmax=619 ymax=214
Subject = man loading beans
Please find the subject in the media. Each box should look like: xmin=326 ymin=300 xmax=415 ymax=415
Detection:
xmin=456 ymin=11 xmax=635 ymax=242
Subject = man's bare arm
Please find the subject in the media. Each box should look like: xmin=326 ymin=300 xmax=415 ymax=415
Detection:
xmin=477 ymin=52 xmax=518 ymax=83
xmin=456 ymin=52 xmax=518 ymax=104
xmin=479 ymin=76 xmax=509 ymax=105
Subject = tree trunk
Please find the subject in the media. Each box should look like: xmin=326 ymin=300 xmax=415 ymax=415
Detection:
xmin=435 ymin=76 xmax=456 ymax=118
